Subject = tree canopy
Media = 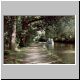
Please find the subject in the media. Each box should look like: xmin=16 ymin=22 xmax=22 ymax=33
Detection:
xmin=4 ymin=16 xmax=75 ymax=51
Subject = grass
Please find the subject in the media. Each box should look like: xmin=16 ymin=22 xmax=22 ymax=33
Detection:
xmin=4 ymin=48 xmax=27 ymax=64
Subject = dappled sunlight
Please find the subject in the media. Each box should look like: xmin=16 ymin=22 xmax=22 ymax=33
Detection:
xmin=62 ymin=50 xmax=75 ymax=54
xmin=4 ymin=42 xmax=75 ymax=64
xmin=4 ymin=16 xmax=75 ymax=64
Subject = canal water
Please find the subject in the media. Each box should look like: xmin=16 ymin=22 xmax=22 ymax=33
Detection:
xmin=45 ymin=42 xmax=75 ymax=64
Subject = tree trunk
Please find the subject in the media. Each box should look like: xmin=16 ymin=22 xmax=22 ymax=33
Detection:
xmin=11 ymin=16 xmax=16 ymax=51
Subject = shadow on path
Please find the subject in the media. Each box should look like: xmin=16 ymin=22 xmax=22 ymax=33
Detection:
xmin=23 ymin=42 xmax=51 ymax=64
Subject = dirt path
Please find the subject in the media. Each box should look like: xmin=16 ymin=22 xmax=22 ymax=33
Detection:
xmin=24 ymin=42 xmax=50 ymax=64
xmin=21 ymin=42 xmax=75 ymax=64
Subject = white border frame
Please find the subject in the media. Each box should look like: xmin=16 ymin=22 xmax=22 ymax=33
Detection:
xmin=0 ymin=0 xmax=1 ymax=80
xmin=1 ymin=0 xmax=80 ymax=1
xmin=3 ymin=15 xmax=76 ymax=65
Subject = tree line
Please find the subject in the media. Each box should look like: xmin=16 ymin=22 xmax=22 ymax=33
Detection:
xmin=4 ymin=16 xmax=75 ymax=51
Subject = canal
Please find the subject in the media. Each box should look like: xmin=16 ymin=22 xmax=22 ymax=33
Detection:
xmin=45 ymin=42 xmax=75 ymax=64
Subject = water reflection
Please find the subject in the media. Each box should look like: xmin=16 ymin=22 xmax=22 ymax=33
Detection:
xmin=47 ymin=42 xmax=75 ymax=64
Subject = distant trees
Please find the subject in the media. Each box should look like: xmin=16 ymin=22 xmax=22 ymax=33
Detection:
xmin=43 ymin=16 xmax=75 ymax=42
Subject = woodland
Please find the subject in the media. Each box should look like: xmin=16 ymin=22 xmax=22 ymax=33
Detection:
xmin=4 ymin=16 xmax=75 ymax=64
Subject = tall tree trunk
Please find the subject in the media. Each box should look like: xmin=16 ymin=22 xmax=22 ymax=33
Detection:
xmin=4 ymin=16 xmax=12 ymax=50
xmin=11 ymin=16 xmax=16 ymax=51
xmin=20 ymin=16 xmax=29 ymax=47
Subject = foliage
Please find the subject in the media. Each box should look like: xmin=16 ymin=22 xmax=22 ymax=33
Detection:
xmin=4 ymin=16 xmax=75 ymax=50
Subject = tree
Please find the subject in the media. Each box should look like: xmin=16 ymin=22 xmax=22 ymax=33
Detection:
xmin=11 ymin=16 xmax=17 ymax=51
xmin=4 ymin=16 xmax=13 ymax=50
